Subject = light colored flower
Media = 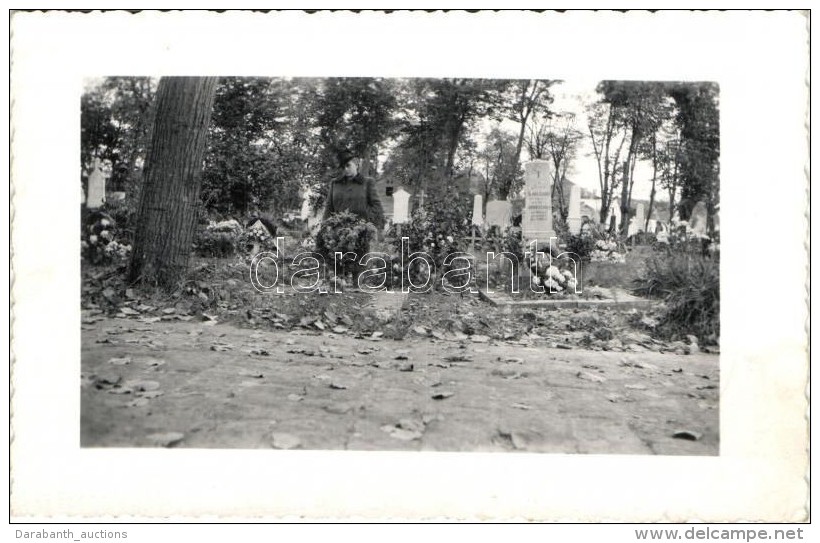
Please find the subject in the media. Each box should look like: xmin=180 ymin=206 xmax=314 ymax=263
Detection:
xmin=89 ymin=235 xmax=98 ymax=244
xmin=100 ymin=218 xmax=110 ymax=227
xmin=100 ymin=230 xmax=111 ymax=240
xmin=446 ymin=235 xmax=454 ymax=243
xmin=544 ymin=278 xmax=563 ymax=292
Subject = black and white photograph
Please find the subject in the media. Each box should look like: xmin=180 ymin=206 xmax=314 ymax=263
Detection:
xmin=78 ymin=76 xmax=721 ymax=455
xmin=10 ymin=9 xmax=809 ymax=524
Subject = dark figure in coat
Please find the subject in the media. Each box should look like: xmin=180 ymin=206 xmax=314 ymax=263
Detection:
xmin=323 ymin=149 xmax=385 ymax=229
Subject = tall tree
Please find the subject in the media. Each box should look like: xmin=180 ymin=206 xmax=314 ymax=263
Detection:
xmin=314 ymin=77 xmax=399 ymax=177
xmin=587 ymin=101 xmax=629 ymax=225
xmin=667 ymin=82 xmax=720 ymax=237
xmin=200 ymin=77 xmax=290 ymax=215
xmin=128 ymin=77 xmax=218 ymax=289
xmin=503 ymin=79 xmax=557 ymax=189
xmin=598 ymin=81 xmax=671 ymax=234
xmin=386 ymin=78 xmax=510 ymax=195
xmin=543 ymin=112 xmax=582 ymax=221
xmin=476 ymin=126 xmax=519 ymax=201
xmin=80 ymin=77 xmax=156 ymax=193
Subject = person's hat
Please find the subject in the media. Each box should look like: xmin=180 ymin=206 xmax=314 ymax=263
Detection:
xmin=336 ymin=148 xmax=356 ymax=168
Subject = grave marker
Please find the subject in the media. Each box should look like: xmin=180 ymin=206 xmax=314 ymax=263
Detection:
xmin=471 ymin=194 xmax=483 ymax=227
xmin=522 ymin=160 xmax=555 ymax=243
xmin=485 ymin=199 xmax=512 ymax=229
xmin=635 ymin=203 xmax=646 ymax=233
xmin=391 ymin=187 xmax=411 ymax=224
xmin=567 ymin=184 xmax=582 ymax=235
xmin=86 ymin=160 xmax=107 ymax=209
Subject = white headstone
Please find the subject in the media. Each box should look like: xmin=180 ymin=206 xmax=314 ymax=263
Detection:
xmin=300 ymin=189 xmax=312 ymax=220
xmin=690 ymin=201 xmax=708 ymax=237
xmin=471 ymin=194 xmax=483 ymax=226
xmin=635 ymin=203 xmax=646 ymax=232
xmin=485 ymin=200 xmax=512 ymax=228
xmin=522 ymin=160 xmax=554 ymax=241
xmin=86 ymin=161 xmax=107 ymax=209
xmin=567 ymin=184 xmax=582 ymax=235
xmin=392 ymin=187 xmax=411 ymax=224
xmin=627 ymin=217 xmax=639 ymax=237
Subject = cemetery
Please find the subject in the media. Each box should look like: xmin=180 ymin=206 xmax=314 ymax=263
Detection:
xmin=79 ymin=77 xmax=720 ymax=455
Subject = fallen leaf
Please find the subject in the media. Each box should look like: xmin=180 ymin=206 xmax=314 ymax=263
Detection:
xmin=577 ymin=371 xmax=606 ymax=383
xmin=124 ymin=398 xmax=150 ymax=408
xmin=299 ymin=316 xmax=315 ymax=327
xmin=119 ymin=307 xmax=140 ymax=316
xmin=672 ymin=430 xmax=702 ymax=441
xmin=108 ymin=356 xmax=132 ymax=366
xmin=147 ymin=432 xmax=185 ymax=447
xmin=398 ymin=363 xmax=414 ymax=372
xmin=286 ymin=393 xmax=304 ymax=402
xmin=271 ymin=433 xmax=302 ymax=450
xmin=93 ymin=374 xmax=122 ymax=387
xmin=470 ymin=335 xmax=490 ymax=343
xmin=139 ymin=390 xmax=164 ymax=399
xmin=323 ymin=403 xmax=353 ymax=414
xmin=432 ymin=391 xmax=454 ymax=400
xmin=624 ymin=383 xmax=647 ymax=390
xmin=106 ymin=386 xmax=133 ymax=395
xmin=329 ymin=381 xmax=348 ymax=390
xmin=510 ymin=403 xmax=532 ymax=410
xmin=162 ymin=307 xmax=176 ymax=315
xmin=381 ymin=424 xmax=423 ymax=441
xmin=126 ymin=380 xmax=161 ymax=392
xmin=210 ymin=344 xmax=233 ymax=352
xmin=413 ymin=326 xmax=428 ymax=335
xmin=332 ymin=326 xmax=349 ymax=334
xmin=443 ymin=354 xmax=472 ymax=362
xmin=314 ymin=321 xmax=326 ymax=330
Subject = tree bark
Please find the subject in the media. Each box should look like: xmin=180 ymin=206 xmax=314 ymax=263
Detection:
xmin=128 ymin=77 xmax=219 ymax=289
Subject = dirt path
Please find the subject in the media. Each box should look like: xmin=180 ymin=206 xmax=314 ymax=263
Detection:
xmin=81 ymin=318 xmax=718 ymax=455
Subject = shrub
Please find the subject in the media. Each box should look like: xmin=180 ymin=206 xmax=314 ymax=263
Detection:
xmin=194 ymin=219 xmax=242 ymax=258
xmin=388 ymin=190 xmax=471 ymax=284
xmin=633 ymin=251 xmax=720 ymax=342
xmin=562 ymin=233 xmax=596 ymax=262
xmin=315 ymin=211 xmax=377 ymax=277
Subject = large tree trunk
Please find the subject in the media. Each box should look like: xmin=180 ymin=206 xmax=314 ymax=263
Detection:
xmin=128 ymin=77 xmax=218 ymax=289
